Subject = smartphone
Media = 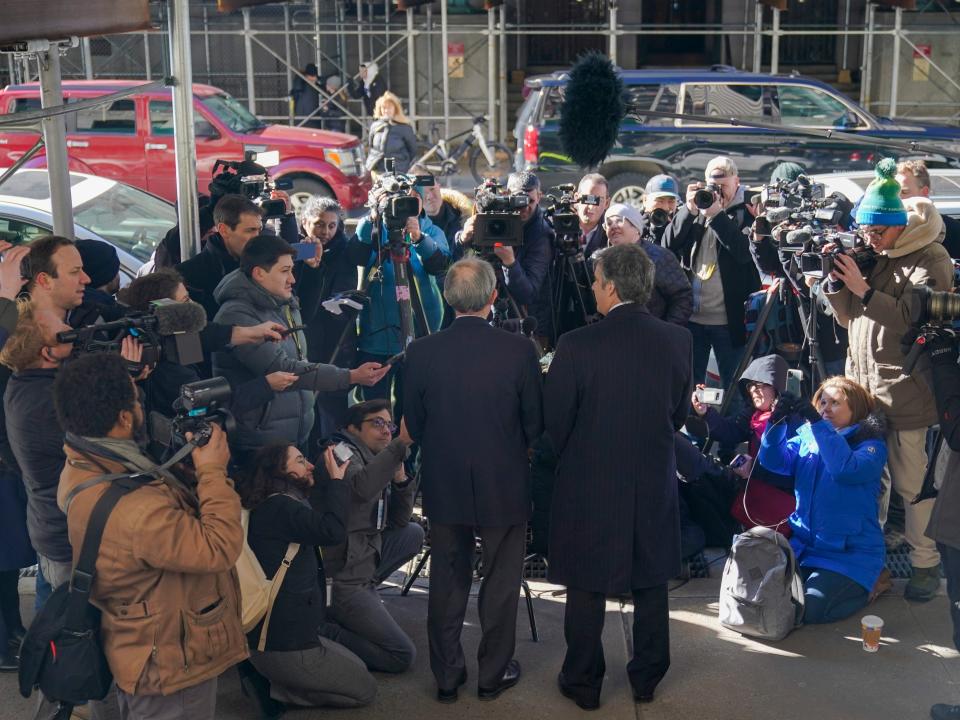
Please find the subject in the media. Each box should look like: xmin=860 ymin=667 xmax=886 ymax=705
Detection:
xmin=730 ymin=453 xmax=751 ymax=470
xmin=696 ymin=387 xmax=724 ymax=405
xmin=332 ymin=441 xmax=353 ymax=465
xmin=786 ymin=368 xmax=804 ymax=397
xmin=291 ymin=242 xmax=319 ymax=262
xmin=279 ymin=324 xmax=307 ymax=337
xmin=385 ymin=351 xmax=405 ymax=366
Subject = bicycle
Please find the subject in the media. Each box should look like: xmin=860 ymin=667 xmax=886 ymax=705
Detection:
xmin=414 ymin=116 xmax=513 ymax=184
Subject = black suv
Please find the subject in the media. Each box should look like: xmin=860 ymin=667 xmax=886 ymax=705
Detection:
xmin=514 ymin=66 xmax=960 ymax=205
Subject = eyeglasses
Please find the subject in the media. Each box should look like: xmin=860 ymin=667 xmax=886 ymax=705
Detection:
xmin=362 ymin=417 xmax=397 ymax=433
xmin=861 ymin=225 xmax=891 ymax=238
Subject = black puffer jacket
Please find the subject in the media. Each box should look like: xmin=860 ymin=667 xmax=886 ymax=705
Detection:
xmin=365 ymin=119 xmax=418 ymax=174
xmin=4 ymin=368 xmax=71 ymax=562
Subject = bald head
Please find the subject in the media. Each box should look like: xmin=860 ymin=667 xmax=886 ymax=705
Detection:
xmin=443 ymin=258 xmax=497 ymax=315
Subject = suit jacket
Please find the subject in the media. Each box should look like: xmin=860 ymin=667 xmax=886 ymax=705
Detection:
xmin=544 ymin=303 xmax=692 ymax=593
xmin=403 ymin=316 xmax=543 ymax=527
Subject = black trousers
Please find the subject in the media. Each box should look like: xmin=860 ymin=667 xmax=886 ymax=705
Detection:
xmin=562 ymin=584 xmax=670 ymax=704
xmin=427 ymin=523 xmax=526 ymax=690
xmin=938 ymin=542 xmax=960 ymax=654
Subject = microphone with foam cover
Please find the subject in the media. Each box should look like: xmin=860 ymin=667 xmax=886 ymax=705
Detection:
xmin=764 ymin=206 xmax=795 ymax=224
xmin=558 ymin=52 xmax=625 ymax=169
xmin=151 ymin=299 xmax=208 ymax=335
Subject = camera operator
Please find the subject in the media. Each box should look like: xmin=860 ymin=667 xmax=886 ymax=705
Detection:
xmin=897 ymin=159 xmax=960 ymax=259
xmin=352 ymin=180 xmax=450 ymax=402
xmin=213 ymin=236 xmax=388 ymax=455
xmin=603 ymin=203 xmax=692 ymax=325
xmin=824 ymin=158 xmax=953 ymax=602
xmin=313 ymin=400 xmax=421 ymax=674
xmin=458 ymin=171 xmax=554 ymax=322
xmin=576 ymin=173 xmax=610 ymax=258
xmin=52 ymin=353 xmax=246 ymax=718
xmin=663 ymin=156 xmax=760 ymax=389
xmin=638 ymin=175 xmax=681 ymax=247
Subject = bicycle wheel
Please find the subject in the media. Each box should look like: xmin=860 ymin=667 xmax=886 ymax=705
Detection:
xmin=469 ymin=143 xmax=513 ymax=183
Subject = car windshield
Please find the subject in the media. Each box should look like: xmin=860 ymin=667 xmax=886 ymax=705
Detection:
xmin=73 ymin=182 xmax=176 ymax=262
xmin=200 ymin=93 xmax=266 ymax=133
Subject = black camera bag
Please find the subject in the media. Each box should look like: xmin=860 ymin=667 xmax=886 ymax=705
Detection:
xmin=18 ymin=475 xmax=146 ymax=704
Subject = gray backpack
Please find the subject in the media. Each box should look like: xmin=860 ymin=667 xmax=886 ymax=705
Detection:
xmin=718 ymin=526 xmax=805 ymax=641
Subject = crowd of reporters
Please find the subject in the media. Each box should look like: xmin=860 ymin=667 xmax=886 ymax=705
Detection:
xmin=2 ymin=144 xmax=960 ymax=720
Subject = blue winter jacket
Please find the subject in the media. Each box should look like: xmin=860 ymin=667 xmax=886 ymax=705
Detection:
xmin=759 ymin=416 xmax=887 ymax=592
xmin=354 ymin=214 xmax=450 ymax=356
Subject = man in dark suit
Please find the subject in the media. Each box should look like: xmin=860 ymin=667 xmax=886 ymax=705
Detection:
xmin=544 ymin=243 xmax=693 ymax=710
xmin=403 ymin=257 xmax=543 ymax=704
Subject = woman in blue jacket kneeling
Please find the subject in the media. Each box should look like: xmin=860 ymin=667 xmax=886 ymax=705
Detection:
xmin=759 ymin=376 xmax=887 ymax=624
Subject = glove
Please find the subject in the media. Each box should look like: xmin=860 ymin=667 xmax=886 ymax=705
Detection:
xmin=795 ymin=398 xmax=823 ymax=425
xmin=927 ymin=332 xmax=959 ymax=367
xmin=770 ymin=391 xmax=799 ymax=425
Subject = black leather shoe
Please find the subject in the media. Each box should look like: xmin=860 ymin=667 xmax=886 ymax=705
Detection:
xmin=478 ymin=659 xmax=521 ymax=701
xmin=0 ymin=653 xmax=18 ymax=673
xmin=437 ymin=669 xmax=467 ymax=704
xmin=557 ymin=673 xmax=600 ymax=710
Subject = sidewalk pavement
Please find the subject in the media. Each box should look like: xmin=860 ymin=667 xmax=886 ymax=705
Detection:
xmin=0 ymin=576 xmax=956 ymax=720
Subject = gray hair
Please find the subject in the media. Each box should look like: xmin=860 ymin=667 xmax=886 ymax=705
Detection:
xmin=443 ymin=258 xmax=497 ymax=313
xmin=298 ymin=195 xmax=343 ymax=225
xmin=592 ymin=244 xmax=654 ymax=306
xmin=578 ymin=173 xmax=608 ymax=193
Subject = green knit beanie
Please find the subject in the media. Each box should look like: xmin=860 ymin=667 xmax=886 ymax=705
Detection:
xmin=855 ymin=157 xmax=907 ymax=226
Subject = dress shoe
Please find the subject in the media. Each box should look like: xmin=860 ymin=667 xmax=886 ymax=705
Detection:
xmin=0 ymin=653 xmax=18 ymax=673
xmin=436 ymin=669 xmax=467 ymax=704
xmin=557 ymin=673 xmax=600 ymax=710
xmin=932 ymin=704 xmax=960 ymax=720
xmin=478 ymin=659 xmax=521 ymax=701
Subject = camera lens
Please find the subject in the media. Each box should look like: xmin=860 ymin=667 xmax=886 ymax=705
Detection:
xmin=694 ymin=188 xmax=716 ymax=210
xmin=927 ymin=290 xmax=960 ymax=323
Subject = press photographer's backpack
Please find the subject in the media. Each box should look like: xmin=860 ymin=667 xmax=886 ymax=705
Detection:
xmin=718 ymin=526 xmax=805 ymax=641
xmin=18 ymin=475 xmax=146 ymax=706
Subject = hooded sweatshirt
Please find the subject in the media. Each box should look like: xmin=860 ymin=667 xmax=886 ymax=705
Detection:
xmin=826 ymin=196 xmax=953 ymax=429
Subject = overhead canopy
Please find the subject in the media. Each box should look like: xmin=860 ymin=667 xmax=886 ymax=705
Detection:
xmin=0 ymin=1 xmax=150 ymax=46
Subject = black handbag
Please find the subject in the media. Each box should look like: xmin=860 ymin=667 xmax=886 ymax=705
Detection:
xmin=18 ymin=475 xmax=146 ymax=705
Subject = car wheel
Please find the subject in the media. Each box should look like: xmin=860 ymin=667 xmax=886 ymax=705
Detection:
xmin=608 ymin=172 xmax=650 ymax=210
xmin=288 ymin=177 xmax=334 ymax=213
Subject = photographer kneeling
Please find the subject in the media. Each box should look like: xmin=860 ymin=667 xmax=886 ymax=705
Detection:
xmin=759 ymin=377 xmax=887 ymax=624
xmin=313 ymin=400 xmax=421 ymax=674
xmin=824 ymin=158 xmax=953 ymax=602
xmin=53 ymin=354 xmax=247 ymax=718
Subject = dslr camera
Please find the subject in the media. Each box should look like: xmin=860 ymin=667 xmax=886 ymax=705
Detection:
xmin=473 ymin=179 xmax=529 ymax=249
xmin=368 ymin=158 xmax=435 ymax=234
xmin=170 ymin=377 xmax=235 ymax=449
xmin=693 ymin=182 xmax=722 ymax=210
xmin=209 ymin=150 xmax=291 ymax=219
xmin=544 ymin=184 xmax=598 ymax=255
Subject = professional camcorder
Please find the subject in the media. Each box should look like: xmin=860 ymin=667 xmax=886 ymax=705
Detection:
xmin=473 ymin=179 xmax=529 ymax=248
xmin=209 ymin=150 xmax=292 ymax=219
xmin=55 ymin=299 xmax=206 ymax=374
xmin=796 ymin=230 xmax=878 ymax=279
xmin=367 ymin=158 xmax=435 ymax=233
xmin=543 ymin=184 xmax=599 ymax=255
xmin=170 ymin=377 xmax=235 ymax=449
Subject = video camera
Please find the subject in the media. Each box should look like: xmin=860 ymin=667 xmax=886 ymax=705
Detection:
xmin=543 ymin=184 xmax=599 ymax=255
xmin=367 ymin=158 xmax=434 ymax=234
xmin=209 ymin=150 xmax=291 ymax=219
xmin=170 ymin=377 xmax=235 ymax=449
xmin=901 ymin=286 xmax=960 ymax=375
xmin=473 ymin=179 xmax=529 ymax=249
xmin=797 ymin=230 xmax=878 ymax=280
xmin=55 ymin=299 xmax=206 ymax=374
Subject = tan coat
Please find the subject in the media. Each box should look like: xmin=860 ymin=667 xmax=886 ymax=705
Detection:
xmin=826 ymin=197 xmax=952 ymax=430
xmin=57 ymin=448 xmax=248 ymax=696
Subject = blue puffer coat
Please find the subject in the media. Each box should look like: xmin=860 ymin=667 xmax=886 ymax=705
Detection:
xmin=353 ymin=214 xmax=449 ymax=356
xmin=758 ymin=414 xmax=887 ymax=592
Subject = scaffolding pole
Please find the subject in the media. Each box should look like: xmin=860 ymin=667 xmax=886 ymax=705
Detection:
xmin=861 ymin=3 xmax=876 ymax=110
xmin=890 ymin=6 xmax=902 ymax=118
xmin=406 ymin=8 xmax=417 ymax=129
xmin=38 ymin=44 xmax=73 ymax=238
xmin=168 ymin=0 xmax=200 ymax=261
xmin=498 ymin=3 xmax=507 ymax=145
xmin=284 ymin=4 xmax=293 ymax=125
xmin=753 ymin=2 xmax=762 ymax=73
xmin=243 ymin=9 xmax=256 ymax=113
xmin=81 ymin=37 xmax=93 ymax=80
xmin=608 ymin=2 xmax=618 ymax=65
xmin=427 ymin=5 xmax=435 ymax=118
xmin=770 ymin=8 xmax=780 ymax=75
xmin=487 ymin=7 xmax=496 ymax=140
xmin=441 ymin=0 xmax=450 ymax=141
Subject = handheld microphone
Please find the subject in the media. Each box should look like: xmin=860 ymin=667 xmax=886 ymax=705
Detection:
xmin=558 ymin=52 xmax=625 ymax=168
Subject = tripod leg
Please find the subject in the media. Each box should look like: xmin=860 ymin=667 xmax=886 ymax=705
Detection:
xmin=401 ymin=547 xmax=431 ymax=596
xmin=521 ymin=579 xmax=539 ymax=642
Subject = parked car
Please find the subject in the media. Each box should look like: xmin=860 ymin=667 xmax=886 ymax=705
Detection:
xmin=0 ymin=81 xmax=371 ymax=210
xmin=515 ymin=66 xmax=960 ymax=207
xmin=811 ymin=168 xmax=960 ymax=220
xmin=0 ymin=168 xmax=176 ymax=281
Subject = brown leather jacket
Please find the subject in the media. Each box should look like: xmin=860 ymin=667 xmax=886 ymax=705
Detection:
xmin=56 ymin=446 xmax=248 ymax=696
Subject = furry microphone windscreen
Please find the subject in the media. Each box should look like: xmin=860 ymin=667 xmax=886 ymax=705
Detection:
xmin=154 ymin=300 xmax=208 ymax=335
xmin=558 ymin=52 xmax=625 ymax=169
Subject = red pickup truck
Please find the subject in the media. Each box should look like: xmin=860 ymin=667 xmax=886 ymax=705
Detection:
xmin=0 ymin=80 xmax=371 ymax=210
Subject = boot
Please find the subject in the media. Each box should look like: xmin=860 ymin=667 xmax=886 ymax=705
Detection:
xmin=238 ymin=660 xmax=285 ymax=719
xmin=905 ymin=565 xmax=941 ymax=603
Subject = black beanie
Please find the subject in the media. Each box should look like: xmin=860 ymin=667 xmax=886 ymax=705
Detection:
xmin=76 ymin=239 xmax=120 ymax=289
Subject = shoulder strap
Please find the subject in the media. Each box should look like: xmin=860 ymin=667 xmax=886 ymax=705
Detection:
xmin=64 ymin=476 xmax=147 ymax=631
xmin=256 ymin=543 xmax=301 ymax=653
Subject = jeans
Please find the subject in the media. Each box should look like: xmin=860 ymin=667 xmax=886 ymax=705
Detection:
xmin=688 ymin=321 xmax=743 ymax=390
xmin=801 ymin=567 xmax=869 ymax=624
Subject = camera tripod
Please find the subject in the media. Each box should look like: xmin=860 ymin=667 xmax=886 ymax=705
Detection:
xmin=548 ymin=234 xmax=595 ymax=347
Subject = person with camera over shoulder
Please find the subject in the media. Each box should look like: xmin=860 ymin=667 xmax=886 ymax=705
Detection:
xmin=663 ymin=156 xmax=760 ymax=389
xmin=544 ymin=243 xmax=692 ymax=710
xmin=403 ymin=257 xmax=543 ymax=704
xmin=52 ymin=353 xmax=247 ymax=719
xmin=824 ymin=157 xmax=953 ymax=602
xmin=311 ymin=400 xmax=422 ymax=674
xmin=576 ymin=173 xmax=610 ymax=259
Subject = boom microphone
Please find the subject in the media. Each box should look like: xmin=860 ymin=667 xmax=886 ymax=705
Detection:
xmin=558 ymin=52 xmax=625 ymax=169
xmin=152 ymin=299 xmax=208 ymax=335
xmin=765 ymin=207 xmax=795 ymax=224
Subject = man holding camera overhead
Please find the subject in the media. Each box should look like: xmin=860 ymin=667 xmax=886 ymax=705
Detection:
xmin=824 ymin=158 xmax=953 ymax=602
xmin=663 ymin=156 xmax=760 ymax=389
